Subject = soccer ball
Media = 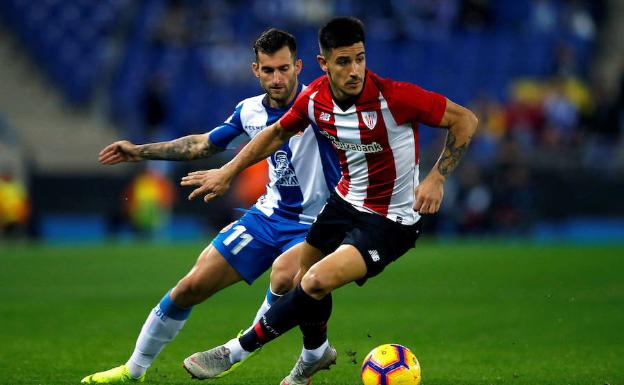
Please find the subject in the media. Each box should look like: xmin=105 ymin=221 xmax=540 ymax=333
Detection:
xmin=361 ymin=344 xmax=421 ymax=385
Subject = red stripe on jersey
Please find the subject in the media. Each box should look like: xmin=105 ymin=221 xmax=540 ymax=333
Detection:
xmin=312 ymin=86 xmax=351 ymax=196
xmin=357 ymin=95 xmax=396 ymax=215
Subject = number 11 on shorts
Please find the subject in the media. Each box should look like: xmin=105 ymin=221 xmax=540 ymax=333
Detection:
xmin=222 ymin=225 xmax=254 ymax=255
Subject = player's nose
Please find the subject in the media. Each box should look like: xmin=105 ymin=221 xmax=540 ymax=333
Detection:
xmin=272 ymin=71 xmax=284 ymax=84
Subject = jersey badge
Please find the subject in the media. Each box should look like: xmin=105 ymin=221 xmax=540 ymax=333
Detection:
xmin=362 ymin=111 xmax=377 ymax=129
xmin=273 ymin=150 xmax=300 ymax=187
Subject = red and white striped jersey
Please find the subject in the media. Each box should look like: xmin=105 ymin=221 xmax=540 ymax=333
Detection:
xmin=280 ymin=70 xmax=446 ymax=225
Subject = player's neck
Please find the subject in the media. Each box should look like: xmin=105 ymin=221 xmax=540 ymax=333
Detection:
xmin=329 ymin=83 xmax=359 ymax=111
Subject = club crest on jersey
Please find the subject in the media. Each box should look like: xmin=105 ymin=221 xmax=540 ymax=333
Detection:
xmin=362 ymin=111 xmax=377 ymax=129
xmin=319 ymin=112 xmax=332 ymax=122
xmin=273 ymin=150 xmax=300 ymax=187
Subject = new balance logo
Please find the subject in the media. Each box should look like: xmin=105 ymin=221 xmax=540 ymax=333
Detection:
xmin=368 ymin=249 xmax=380 ymax=262
xmin=319 ymin=112 xmax=331 ymax=122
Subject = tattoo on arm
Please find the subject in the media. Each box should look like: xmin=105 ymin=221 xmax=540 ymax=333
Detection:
xmin=139 ymin=136 xmax=223 ymax=160
xmin=437 ymin=131 xmax=471 ymax=177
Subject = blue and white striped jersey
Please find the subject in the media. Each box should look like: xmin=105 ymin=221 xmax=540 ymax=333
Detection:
xmin=207 ymin=85 xmax=340 ymax=225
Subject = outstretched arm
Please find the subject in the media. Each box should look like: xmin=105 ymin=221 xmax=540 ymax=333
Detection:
xmin=414 ymin=99 xmax=478 ymax=214
xmin=181 ymin=121 xmax=294 ymax=202
xmin=98 ymin=135 xmax=223 ymax=165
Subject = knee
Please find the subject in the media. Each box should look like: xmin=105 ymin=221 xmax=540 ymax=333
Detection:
xmin=270 ymin=269 xmax=294 ymax=295
xmin=270 ymin=262 xmax=297 ymax=295
xmin=171 ymin=276 xmax=214 ymax=307
xmin=301 ymin=269 xmax=331 ymax=299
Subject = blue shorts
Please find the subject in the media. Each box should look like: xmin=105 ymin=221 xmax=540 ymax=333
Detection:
xmin=212 ymin=207 xmax=311 ymax=284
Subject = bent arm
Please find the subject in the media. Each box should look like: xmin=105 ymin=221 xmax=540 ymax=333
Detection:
xmin=414 ymin=99 xmax=478 ymax=214
xmin=137 ymin=134 xmax=223 ymax=161
xmin=431 ymin=99 xmax=478 ymax=179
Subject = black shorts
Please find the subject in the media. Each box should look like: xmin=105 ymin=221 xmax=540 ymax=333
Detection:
xmin=306 ymin=192 xmax=422 ymax=285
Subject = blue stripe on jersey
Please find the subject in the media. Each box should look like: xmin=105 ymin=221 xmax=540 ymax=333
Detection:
xmin=208 ymin=101 xmax=244 ymax=149
xmin=265 ymin=104 xmax=305 ymax=221
xmin=311 ymin=122 xmax=341 ymax=192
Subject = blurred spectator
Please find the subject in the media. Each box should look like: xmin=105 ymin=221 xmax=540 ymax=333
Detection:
xmin=542 ymin=77 xmax=580 ymax=144
xmin=530 ymin=0 xmax=558 ymax=34
xmin=468 ymin=92 xmax=506 ymax=165
xmin=561 ymin=0 xmax=596 ymax=42
xmin=505 ymin=80 xmax=545 ymax=150
xmin=123 ymin=170 xmax=175 ymax=238
xmin=0 ymin=172 xmax=30 ymax=239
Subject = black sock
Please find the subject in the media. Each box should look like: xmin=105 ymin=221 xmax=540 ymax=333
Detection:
xmin=239 ymin=285 xmax=331 ymax=352
xmin=300 ymin=292 xmax=332 ymax=349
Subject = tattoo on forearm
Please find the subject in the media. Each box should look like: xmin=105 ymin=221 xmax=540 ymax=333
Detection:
xmin=139 ymin=136 xmax=222 ymax=160
xmin=437 ymin=131 xmax=471 ymax=177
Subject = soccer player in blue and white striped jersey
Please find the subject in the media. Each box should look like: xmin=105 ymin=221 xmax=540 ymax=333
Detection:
xmin=81 ymin=28 xmax=339 ymax=384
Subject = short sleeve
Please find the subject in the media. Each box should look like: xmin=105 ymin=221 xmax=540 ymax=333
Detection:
xmin=384 ymin=81 xmax=447 ymax=127
xmin=207 ymin=101 xmax=246 ymax=148
xmin=279 ymin=92 xmax=311 ymax=133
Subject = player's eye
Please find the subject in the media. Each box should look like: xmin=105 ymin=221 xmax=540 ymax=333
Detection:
xmin=279 ymin=66 xmax=290 ymax=72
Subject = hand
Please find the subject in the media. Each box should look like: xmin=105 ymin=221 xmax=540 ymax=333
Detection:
xmin=99 ymin=140 xmax=141 ymax=164
xmin=180 ymin=168 xmax=233 ymax=202
xmin=413 ymin=171 xmax=445 ymax=214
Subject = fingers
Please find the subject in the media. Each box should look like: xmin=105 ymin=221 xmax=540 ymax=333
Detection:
xmin=180 ymin=173 xmax=207 ymax=187
xmin=414 ymin=198 xmax=441 ymax=214
xmin=187 ymin=185 xmax=220 ymax=202
xmin=99 ymin=143 xmax=129 ymax=165
xmin=203 ymin=192 xmax=218 ymax=202
xmin=98 ymin=143 xmax=117 ymax=158
xmin=188 ymin=184 xmax=211 ymax=200
xmin=99 ymin=150 xmax=123 ymax=164
xmin=186 ymin=170 xmax=207 ymax=176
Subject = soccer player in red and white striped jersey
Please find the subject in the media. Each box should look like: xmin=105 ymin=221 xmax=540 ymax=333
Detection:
xmin=181 ymin=17 xmax=478 ymax=385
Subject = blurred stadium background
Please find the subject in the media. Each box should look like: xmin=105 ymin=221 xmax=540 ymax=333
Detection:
xmin=0 ymin=0 xmax=623 ymax=242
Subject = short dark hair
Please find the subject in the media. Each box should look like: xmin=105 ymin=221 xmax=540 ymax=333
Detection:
xmin=253 ymin=28 xmax=297 ymax=61
xmin=318 ymin=17 xmax=365 ymax=53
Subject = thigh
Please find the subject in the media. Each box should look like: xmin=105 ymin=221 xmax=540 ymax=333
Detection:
xmin=212 ymin=214 xmax=281 ymax=284
xmin=272 ymin=242 xmax=304 ymax=278
xmin=301 ymin=244 xmax=368 ymax=296
xmin=296 ymin=240 xmax=326 ymax=280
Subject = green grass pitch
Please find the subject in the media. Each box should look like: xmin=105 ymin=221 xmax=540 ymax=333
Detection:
xmin=1 ymin=240 xmax=623 ymax=385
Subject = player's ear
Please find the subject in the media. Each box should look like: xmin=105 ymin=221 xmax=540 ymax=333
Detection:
xmin=295 ymin=58 xmax=302 ymax=75
xmin=317 ymin=55 xmax=328 ymax=73
xmin=251 ymin=62 xmax=260 ymax=78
